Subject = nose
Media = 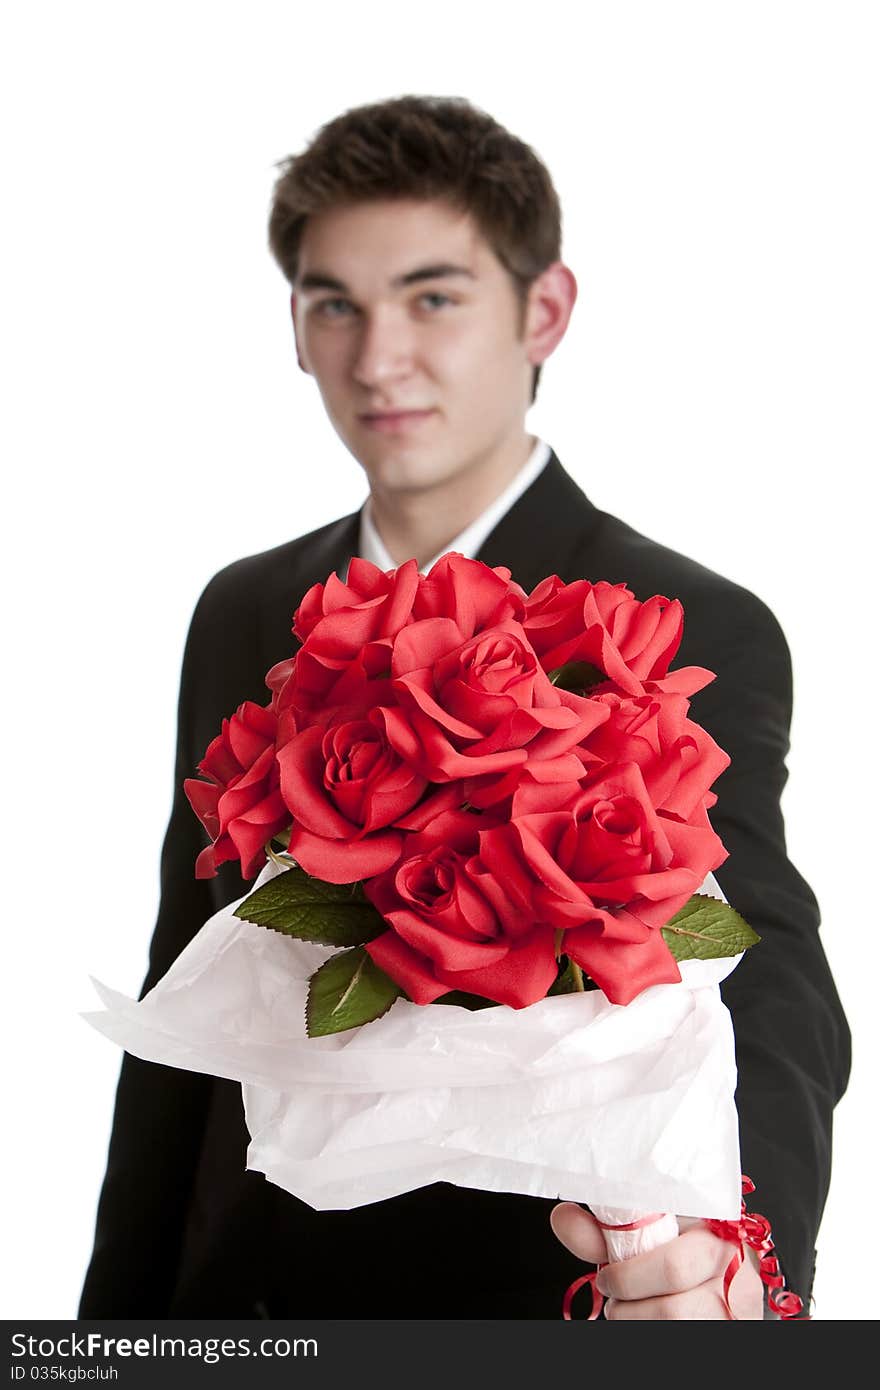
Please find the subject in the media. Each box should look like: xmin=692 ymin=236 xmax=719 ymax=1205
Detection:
xmin=352 ymin=307 xmax=414 ymax=391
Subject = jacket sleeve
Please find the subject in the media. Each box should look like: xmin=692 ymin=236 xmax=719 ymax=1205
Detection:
xmin=691 ymin=590 xmax=851 ymax=1307
xmin=79 ymin=582 xmax=227 ymax=1316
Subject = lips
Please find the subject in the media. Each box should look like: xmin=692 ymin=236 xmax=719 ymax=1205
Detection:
xmin=359 ymin=408 xmax=436 ymax=433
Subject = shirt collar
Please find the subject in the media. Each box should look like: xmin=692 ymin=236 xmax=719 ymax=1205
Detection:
xmin=358 ymin=437 xmax=551 ymax=574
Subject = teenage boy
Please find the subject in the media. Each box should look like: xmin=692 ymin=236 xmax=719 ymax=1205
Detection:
xmin=81 ymin=95 xmax=849 ymax=1320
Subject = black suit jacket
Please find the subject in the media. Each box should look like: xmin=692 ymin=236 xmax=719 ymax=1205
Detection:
xmin=80 ymin=453 xmax=850 ymax=1317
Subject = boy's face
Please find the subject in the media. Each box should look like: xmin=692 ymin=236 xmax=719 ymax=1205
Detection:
xmin=291 ymin=198 xmax=554 ymax=498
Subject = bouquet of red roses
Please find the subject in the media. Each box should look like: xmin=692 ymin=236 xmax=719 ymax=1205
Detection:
xmin=184 ymin=554 xmax=754 ymax=1034
xmin=90 ymin=553 xmax=789 ymax=1311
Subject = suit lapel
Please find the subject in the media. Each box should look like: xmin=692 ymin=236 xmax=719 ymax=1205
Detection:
xmin=303 ymin=512 xmax=361 ymax=587
xmin=475 ymin=450 xmax=601 ymax=590
xmin=291 ymin=451 xmax=599 ymax=613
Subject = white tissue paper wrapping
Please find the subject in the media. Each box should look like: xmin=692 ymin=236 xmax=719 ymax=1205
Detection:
xmin=85 ymin=863 xmax=743 ymax=1223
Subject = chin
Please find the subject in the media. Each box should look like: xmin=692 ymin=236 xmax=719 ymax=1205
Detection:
xmin=357 ymin=446 xmax=451 ymax=495
xmin=367 ymin=464 xmax=449 ymax=496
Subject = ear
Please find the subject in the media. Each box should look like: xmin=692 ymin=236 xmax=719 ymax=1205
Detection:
xmin=290 ymin=290 xmax=310 ymax=374
xmin=523 ymin=262 xmax=578 ymax=368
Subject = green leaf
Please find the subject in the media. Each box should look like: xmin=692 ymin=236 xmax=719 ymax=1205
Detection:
xmin=234 ymin=866 xmax=387 ymax=947
xmin=306 ymin=946 xmax=403 ymax=1037
xmin=661 ymin=894 xmax=761 ymax=963
xmin=547 ymin=660 xmax=606 ymax=694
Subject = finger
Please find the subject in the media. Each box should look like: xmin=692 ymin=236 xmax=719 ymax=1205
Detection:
xmin=604 ymin=1278 xmax=729 ymax=1321
xmin=549 ymin=1203 xmax=608 ymax=1265
xmin=595 ymin=1226 xmax=731 ymax=1302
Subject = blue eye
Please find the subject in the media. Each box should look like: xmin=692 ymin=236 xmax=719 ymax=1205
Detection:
xmin=419 ymin=292 xmax=452 ymax=310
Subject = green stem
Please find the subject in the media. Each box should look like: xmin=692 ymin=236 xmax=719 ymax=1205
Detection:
xmin=265 ymin=839 xmax=297 ymax=871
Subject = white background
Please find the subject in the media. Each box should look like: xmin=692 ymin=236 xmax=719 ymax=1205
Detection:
xmin=2 ymin=0 xmax=876 ymax=1320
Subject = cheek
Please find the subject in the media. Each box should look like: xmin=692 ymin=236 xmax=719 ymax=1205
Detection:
xmin=434 ymin=324 xmax=525 ymax=412
xmin=301 ymin=332 xmax=353 ymax=396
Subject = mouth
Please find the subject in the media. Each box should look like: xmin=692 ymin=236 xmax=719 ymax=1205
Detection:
xmin=358 ymin=408 xmax=437 ymax=434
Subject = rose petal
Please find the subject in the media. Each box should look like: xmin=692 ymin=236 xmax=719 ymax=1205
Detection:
xmin=287 ymin=823 xmax=403 ymax=884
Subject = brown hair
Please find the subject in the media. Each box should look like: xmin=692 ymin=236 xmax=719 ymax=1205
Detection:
xmin=268 ymin=95 xmax=563 ymax=402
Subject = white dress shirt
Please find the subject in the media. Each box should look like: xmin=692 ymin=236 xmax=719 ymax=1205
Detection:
xmin=357 ymin=437 xmax=551 ymax=573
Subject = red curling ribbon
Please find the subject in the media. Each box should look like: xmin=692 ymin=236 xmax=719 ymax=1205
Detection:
xmin=769 ymin=1289 xmax=807 ymax=1318
xmin=560 ymin=1175 xmax=809 ymax=1320
xmin=562 ymin=1270 xmax=604 ymax=1320
xmin=593 ymin=1212 xmax=664 ymax=1232
xmin=703 ymin=1175 xmax=808 ymax=1320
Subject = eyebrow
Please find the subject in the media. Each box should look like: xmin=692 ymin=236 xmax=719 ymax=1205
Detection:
xmin=297 ymin=262 xmax=477 ymax=293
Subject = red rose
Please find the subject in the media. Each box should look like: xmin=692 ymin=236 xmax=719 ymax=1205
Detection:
xmin=184 ymin=701 xmax=289 ymax=880
xmin=271 ymin=642 xmax=398 ymax=736
xmin=471 ymin=763 xmax=727 ymax=1004
xmin=293 ymin=556 xmax=421 ymax=644
xmin=383 ymin=618 xmax=608 ymax=781
xmin=262 ymin=657 xmax=299 ymax=749
xmin=277 ymin=556 xmax=529 ymax=733
xmin=277 ymin=710 xmax=429 ymax=883
xmin=578 ymin=690 xmax=730 ymax=821
xmin=364 ymin=809 xmax=558 ymax=1008
xmin=282 ymin=558 xmax=421 ymax=724
xmin=413 ymin=553 xmax=525 ymax=632
xmin=523 ymin=577 xmax=714 ymax=698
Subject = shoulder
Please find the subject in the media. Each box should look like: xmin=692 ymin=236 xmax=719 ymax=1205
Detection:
xmin=534 ymin=457 xmax=787 ymax=657
xmin=569 ymin=505 xmax=795 ymax=754
xmin=200 ymin=511 xmax=359 ymax=607
xmin=188 ymin=510 xmax=360 ymax=642
xmin=177 ymin=510 xmax=361 ymax=741
xmin=581 ymin=505 xmax=790 ymax=664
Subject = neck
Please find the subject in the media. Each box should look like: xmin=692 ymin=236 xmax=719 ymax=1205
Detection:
xmin=368 ymin=430 xmax=536 ymax=569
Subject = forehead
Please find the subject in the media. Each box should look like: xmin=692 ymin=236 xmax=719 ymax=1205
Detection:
xmin=295 ymin=198 xmax=504 ymax=289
